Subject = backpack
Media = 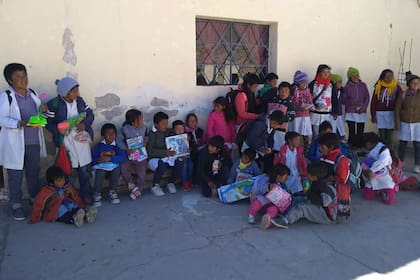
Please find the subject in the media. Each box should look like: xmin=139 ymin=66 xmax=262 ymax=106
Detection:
xmin=5 ymin=88 xmax=37 ymax=105
xmin=379 ymin=146 xmax=402 ymax=184
xmin=339 ymin=143 xmax=362 ymax=189
xmin=225 ymin=88 xmax=242 ymax=120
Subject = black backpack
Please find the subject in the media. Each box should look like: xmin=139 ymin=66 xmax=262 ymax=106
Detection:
xmin=225 ymin=88 xmax=242 ymax=120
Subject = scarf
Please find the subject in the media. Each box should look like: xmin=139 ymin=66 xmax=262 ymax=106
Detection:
xmin=374 ymin=79 xmax=397 ymax=100
xmin=315 ymin=75 xmax=331 ymax=87
xmin=238 ymin=160 xmax=251 ymax=170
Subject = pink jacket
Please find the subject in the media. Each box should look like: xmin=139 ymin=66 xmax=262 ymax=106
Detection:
xmin=207 ymin=111 xmax=236 ymax=143
xmin=274 ymin=144 xmax=308 ymax=177
xmin=234 ymin=92 xmax=259 ymax=124
xmin=292 ymin=87 xmax=313 ymax=118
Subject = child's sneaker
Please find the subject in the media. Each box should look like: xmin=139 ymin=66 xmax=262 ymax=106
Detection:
xmin=248 ymin=214 xmax=255 ymax=224
xmin=109 ymin=190 xmax=120 ymax=204
xmin=414 ymin=165 xmax=420 ymax=174
xmin=85 ymin=207 xmax=98 ymax=224
xmin=271 ymin=216 xmax=289 ymax=229
xmin=128 ymin=182 xmax=142 ymax=200
xmin=182 ymin=181 xmax=193 ymax=192
xmin=93 ymin=193 xmax=102 ymax=207
xmin=167 ymin=183 xmax=177 ymax=194
xmin=260 ymin=214 xmax=272 ymax=230
xmin=151 ymin=184 xmax=165 ymax=196
xmin=73 ymin=208 xmax=85 ymax=228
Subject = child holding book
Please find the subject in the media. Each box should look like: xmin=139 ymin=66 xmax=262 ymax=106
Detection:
xmin=228 ymin=148 xmax=261 ymax=184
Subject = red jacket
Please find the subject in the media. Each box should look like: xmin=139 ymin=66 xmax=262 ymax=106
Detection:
xmin=30 ymin=184 xmax=84 ymax=223
xmin=320 ymin=148 xmax=350 ymax=185
xmin=274 ymin=144 xmax=308 ymax=177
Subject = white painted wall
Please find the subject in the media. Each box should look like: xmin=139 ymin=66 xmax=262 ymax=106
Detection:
xmin=0 ymin=0 xmax=419 ymax=134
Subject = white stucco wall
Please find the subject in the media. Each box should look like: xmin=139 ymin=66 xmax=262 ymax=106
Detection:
xmin=0 ymin=0 xmax=419 ymax=135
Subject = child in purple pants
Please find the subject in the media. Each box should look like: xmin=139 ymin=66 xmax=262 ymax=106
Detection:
xmin=117 ymin=109 xmax=148 ymax=200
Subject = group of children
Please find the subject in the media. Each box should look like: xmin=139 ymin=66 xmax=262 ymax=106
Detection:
xmin=0 ymin=62 xmax=419 ymax=231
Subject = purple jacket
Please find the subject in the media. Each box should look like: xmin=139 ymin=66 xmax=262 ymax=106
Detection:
xmin=342 ymin=81 xmax=370 ymax=114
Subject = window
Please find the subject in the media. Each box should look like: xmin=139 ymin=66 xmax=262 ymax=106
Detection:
xmin=196 ymin=18 xmax=270 ymax=86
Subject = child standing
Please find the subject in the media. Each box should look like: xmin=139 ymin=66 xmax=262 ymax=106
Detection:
xmin=309 ymin=64 xmax=333 ymax=137
xmin=0 ymin=63 xmax=47 ymax=220
xmin=270 ymin=163 xmax=337 ymax=228
xmin=262 ymin=82 xmax=295 ymax=129
xmin=319 ymin=133 xmax=351 ymax=217
xmin=46 ymin=77 xmax=94 ymax=205
xmin=342 ymin=67 xmax=370 ymax=148
xmin=228 ymin=148 xmax=261 ymax=184
xmin=92 ymin=123 xmax=126 ymax=207
xmin=371 ymin=69 xmax=402 ymax=146
xmin=29 ymin=166 xmax=97 ymax=227
xmin=395 ymin=74 xmax=420 ymax=173
xmin=362 ymin=133 xmax=398 ymax=205
xmin=234 ymin=73 xmax=260 ymax=125
xmin=248 ymin=164 xmax=290 ymax=229
xmin=147 ymin=112 xmax=177 ymax=196
xmin=197 ymin=136 xmax=232 ymax=197
xmin=274 ymin=132 xmax=307 ymax=198
xmin=330 ymin=73 xmax=346 ymax=140
xmin=257 ymin=72 xmax=278 ymax=100
xmin=290 ymin=70 xmax=313 ymax=147
xmin=172 ymin=120 xmax=194 ymax=191
xmin=117 ymin=109 xmax=148 ymax=200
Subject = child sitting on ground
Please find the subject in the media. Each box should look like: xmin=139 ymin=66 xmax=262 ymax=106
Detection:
xmin=307 ymin=121 xmax=333 ymax=162
xmin=274 ymin=132 xmax=307 ymax=201
xmin=172 ymin=120 xmax=194 ymax=191
xmin=362 ymin=132 xmax=399 ymax=205
xmin=29 ymin=166 xmax=97 ymax=227
xmin=228 ymin=148 xmax=261 ymax=184
xmin=147 ymin=112 xmax=177 ymax=196
xmin=248 ymin=164 xmax=290 ymax=228
xmin=185 ymin=113 xmax=204 ymax=150
xmin=117 ymin=109 xmax=148 ymax=200
xmin=269 ymin=163 xmax=337 ymax=228
xmin=197 ymin=136 xmax=232 ymax=197
xmin=92 ymin=123 xmax=126 ymax=207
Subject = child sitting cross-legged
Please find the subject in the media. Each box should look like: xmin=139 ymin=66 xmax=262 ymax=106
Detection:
xmin=248 ymin=163 xmax=291 ymax=229
xmin=29 ymin=166 xmax=97 ymax=227
xmin=227 ymin=148 xmax=261 ymax=184
xmin=92 ymin=123 xmax=127 ymax=207
xmin=270 ymin=162 xmax=337 ymax=228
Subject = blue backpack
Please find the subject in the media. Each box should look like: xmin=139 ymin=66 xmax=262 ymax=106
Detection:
xmin=337 ymin=143 xmax=362 ymax=189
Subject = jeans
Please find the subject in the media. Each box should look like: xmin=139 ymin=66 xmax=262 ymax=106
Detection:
xmin=94 ymin=167 xmax=121 ymax=193
xmin=378 ymin=129 xmax=393 ymax=147
xmin=347 ymin=121 xmax=365 ymax=147
xmin=152 ymin=160 xmax=175 ymax=185
xmin=398 ymin=141 xmax=420 ymax=165
xmin=8 ymin=145 xmax=41 ymax=205
xmin=76 ymin=165 xmax=92 ymax=198
xmin=174 ymin=158 xmax=193 ymax=184
xmin=56 ymin=207 xmax=80 ymax=224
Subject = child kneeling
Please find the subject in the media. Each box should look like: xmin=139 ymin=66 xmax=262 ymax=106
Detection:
xmin=271 ymin=163 xmax=337 ymax=228
xmin=29 ymin=166 xmax=97 ymax=227
xmin=248 ymin=164 xmax=291 ymax=229
xmin=362 ymin=132 xmax=399 ymax=205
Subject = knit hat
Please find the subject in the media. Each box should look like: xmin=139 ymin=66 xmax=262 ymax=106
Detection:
xmin=293 ymin=70 xmax=308 ymax=84
xmin=347 ymin=67 xmax=359 ymax=79
xmin=55 ymin=77 xmax=79 ymax=97
xmin=330 ymin=73 xmax=343 ymax=85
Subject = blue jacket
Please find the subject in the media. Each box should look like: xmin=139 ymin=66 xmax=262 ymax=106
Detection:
xmin=307 ymin=136 xmax=349 ymax=163
xmin=92 ymin=141 xmax=126 ymax=166
xmin=251 ymin=175 xmax=288 ymax=206
xmin=244 ymin=118 xmax=268 ymax=150
xmin=46 ymin=96 xmax=94 ymax=147
xmin=228 ymin=159 xmax=261 ymax=184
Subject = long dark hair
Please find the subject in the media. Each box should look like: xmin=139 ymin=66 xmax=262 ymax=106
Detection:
xmin=241 ymin=73 xmax=260 ymax=113
xmin=375 ymin=69 xmax=394 ymax=86
xmin=213 ymin=96 xmax=235 ymax=123
xmin=313 ymin=64 xmax=331 ymax=80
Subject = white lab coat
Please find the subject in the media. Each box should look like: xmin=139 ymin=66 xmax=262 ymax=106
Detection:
xmin=0 ymin=88 xmax=47 ymax=170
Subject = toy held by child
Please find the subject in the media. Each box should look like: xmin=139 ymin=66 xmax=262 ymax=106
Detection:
xmin=29 ymin=166 xmax=97 ymax=227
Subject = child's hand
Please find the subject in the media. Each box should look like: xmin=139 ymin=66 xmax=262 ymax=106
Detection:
xmin=41 ymin=104 xmax=48 ymax=113
xmin=167 ymin=149 xmax=176 ymax=157
xmin=99 ymin=156 xmax=111 ymax=163
xmin=268 ymin=183 xmax=277 ymax=191
xmin=76 ymin=123 xmax=85 ymax=132
xmin=101 ymin=151 xmax=115 ymax=157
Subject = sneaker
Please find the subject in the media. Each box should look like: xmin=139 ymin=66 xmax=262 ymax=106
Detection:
xmin=85 ymin=207 xmax=98 ymax=224
xmin=271 ymin=217 xmax=289 ymax=229
xmin=414 ymin=165 xmax=420 ymax=174
xmin=260 ymin=214 xmax=272 ymax=230
xmin=182 ymin=181 xmax=193 ymax=192
xmin=109 ymin=190 xmax=120 ymax=204
xmin=248 ymin=214 xmax=255 ymax=224
xmin=128 ymin=182 xmax=136 ymax=192
xmin=151 ymin=184 xmax=165 ymax=196
xmin=73 ymin=208 xmax=85 ymax=228
xmin=93 ymin=193 xmax=102 ymax=207
xmin=167 ymin=183 xmax=177 ymax=194
xmin=12 ymin=207 xmax=25 ymax=221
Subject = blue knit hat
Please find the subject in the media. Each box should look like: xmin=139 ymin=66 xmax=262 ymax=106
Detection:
xmin=293 ymin=70 xmax=308 ymax=84
xmin=55 ymin=77 xmax=79 ymax=97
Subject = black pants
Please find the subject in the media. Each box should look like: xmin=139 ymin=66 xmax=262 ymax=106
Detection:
xmin=398 ymin=141 xmax=420 ymax=165
xmin=56 ymin=207 xmax=80 ymax=224
xmin=347 ymin=121 xmax=365 ymax=148
xmin=201 ymin=166 xmax=230 ymax=197
xmin=378 ymin=129 xmax=393 ymax=147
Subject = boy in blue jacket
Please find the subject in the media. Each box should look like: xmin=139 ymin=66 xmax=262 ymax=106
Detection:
xmin=228 ymin=148 xmax=261 ymax=184
xmin=307 ymin=121 xmax=333 ymax=162
xmin=92 ymin=123 xmax=126 ymax=207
